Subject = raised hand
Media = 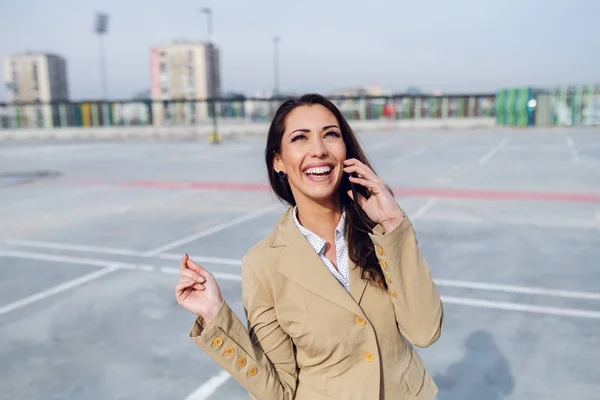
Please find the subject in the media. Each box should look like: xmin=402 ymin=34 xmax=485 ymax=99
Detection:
xmin=175 ymin=254 xmax=224 ymax=323
xmin=343 ymin=158 xmax=405 ymax=233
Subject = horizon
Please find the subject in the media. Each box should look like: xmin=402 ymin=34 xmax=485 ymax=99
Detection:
xmin=1 ymin=0 xmax=599 ymax=101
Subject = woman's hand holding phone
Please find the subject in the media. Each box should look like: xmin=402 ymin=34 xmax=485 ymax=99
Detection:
xmin=343 ymin=158 xmax=405 ymax=233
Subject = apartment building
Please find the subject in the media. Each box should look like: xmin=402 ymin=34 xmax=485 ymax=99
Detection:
xmin=150 ymin=41 xmax=221 ymax=125
xmin=2 ymin=52 xmax=69 ymax=127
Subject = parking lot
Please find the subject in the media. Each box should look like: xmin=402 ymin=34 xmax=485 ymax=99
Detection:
xmin=1 ymin=127 xmax=599 ymax=399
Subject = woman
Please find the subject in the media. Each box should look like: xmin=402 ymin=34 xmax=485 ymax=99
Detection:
xmin=176 ymin=94 xmax=443 ymax=399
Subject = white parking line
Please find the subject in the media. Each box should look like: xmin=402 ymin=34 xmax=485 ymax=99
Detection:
xmin=411 ymin=198 xmax=438 ymax=220
xmin=160 ymin=267 xmax=242 ymax=281
xmin=142 ymin=204 xmax=281 ymax=257
xmin=478 ymin=137 xmax=510 ymax=164
xmin=0 ymin=249 xmax=144 ymax=270
xmin=566 ymin=136 xmax=580 ymax=162
xmin=159 ymin=254 xmax=242 ymax=266
xmin=436 ymin=279 xmax=600 ymax=301
xmin=4 ymin=239 xmax=145 ymax=257
xmin=184 ymin=371 xmax=232 ymax=400
xmin=3 ymin=244 xmax=600 ymax=302
xmin=441 ymin=295 xmax=600 ymax=319
xmin=4 ymin=247 xmax=598 ymax=320
xmin=3 ymin=239 xmax=244 ymax=266
xmin=0 ymin=250 xmax=243 ymax=281
xmin=0 ymin=266 xmax=118 ymax=316
xmin=2 ymin=249 xmax=600 ymax=303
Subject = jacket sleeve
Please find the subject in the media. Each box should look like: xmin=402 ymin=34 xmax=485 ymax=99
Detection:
xmin=369 ymin=215 xmax=444 ymax=348
xmin=189 ymin=256 xmax=298 ymax=400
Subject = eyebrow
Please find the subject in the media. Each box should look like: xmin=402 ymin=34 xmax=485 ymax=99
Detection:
xmin=289 ymin=125 xmax=340 ymax=136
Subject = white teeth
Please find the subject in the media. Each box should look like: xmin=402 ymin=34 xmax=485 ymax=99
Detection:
xmin=304 ymin=166 xmax=332 ymax=175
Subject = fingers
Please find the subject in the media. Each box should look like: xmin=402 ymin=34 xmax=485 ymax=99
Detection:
xmin=180 ymin=268 xmax=206 ymax=285
xmin=349 ymin=175 xmax=385 ymax=194
xmin=176 ymin=280 xmax=205 ymax=294
xmin=178 ymin=254 xmax=210 ymax=293
xmin=180 ymin=253 xmax=210 ymax=276
xmin=180 ymin=253 xmax=189 ymax=270
xmin=186 ymin=258 xmax=209 ymax=276
xmin=343 ymin=159 xmax=380 ymax=182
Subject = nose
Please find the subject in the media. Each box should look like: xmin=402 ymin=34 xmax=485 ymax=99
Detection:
xmin=310 ymin=137 xmax=328 ymax=158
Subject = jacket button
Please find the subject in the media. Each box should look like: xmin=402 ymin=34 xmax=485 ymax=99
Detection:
xmin=375 ymin=245 xmax=384 ymax=256
xmin=224 ymin=346 xmax=235 ymax=357
xmin=388 ymin=289 xmax=397 ymax=297
xmin=354 ymin=315 xmax=366 ymax=326
xmin=236 ymin=357 xmax=247 ymax=367
xmin=211 ymin=337 xmax=223 ymax=348
xmin=248 ymin=367 xmax=258 ymax=377
xmin=385 ymin=275 xmax=392 ymax=284
xmin=379 ymin=259 xmax=388 ymax=270
xmin=363 ymin=352 xmax=375 ymax=362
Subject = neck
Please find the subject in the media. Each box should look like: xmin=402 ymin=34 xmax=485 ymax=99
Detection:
xmin=295 ymin=196 xmax=343 ymax=239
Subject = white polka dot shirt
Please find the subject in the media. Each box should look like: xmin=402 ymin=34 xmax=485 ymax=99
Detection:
xmin=292 ymin=206 xmax=350 ymax=291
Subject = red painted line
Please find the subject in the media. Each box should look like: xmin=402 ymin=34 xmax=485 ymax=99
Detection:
xmin=86 ymin=179 xmax=600 ymax=203
xmin=390 ymin=187 xmax=600 ymax=203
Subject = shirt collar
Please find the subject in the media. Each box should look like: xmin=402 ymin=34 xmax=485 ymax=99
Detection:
xmin=292 ymin=206 xmax=347 ymax=243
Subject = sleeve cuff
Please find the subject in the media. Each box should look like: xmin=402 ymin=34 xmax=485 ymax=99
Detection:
xmin=369 ymin=214 xmax=411 ymax=239
xmin=189 ymin=300 xmax=227 ymax=339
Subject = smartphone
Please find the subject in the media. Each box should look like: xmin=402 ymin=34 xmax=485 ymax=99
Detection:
xmin=347 ymin=171 xmax=358 ymax=203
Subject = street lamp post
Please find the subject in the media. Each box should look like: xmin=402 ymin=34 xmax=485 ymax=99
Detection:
xmin=94 ymin=12 xmax=109 ymax=126
xmin=95 ymin=12 xmax=109 ymax=99
xmin=200 ymin=7 xmax=212 ymax=42
xmin=273 ymin=36 xmax=280 ymax=97
xmin=200 ymin=7 xmax=219 ymax=143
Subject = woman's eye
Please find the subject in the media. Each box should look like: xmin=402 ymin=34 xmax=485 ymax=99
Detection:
xmin=291 ymin=134 xmax=306 ymax=142
xmin=324 ymin=131 xmax=341 ymax=138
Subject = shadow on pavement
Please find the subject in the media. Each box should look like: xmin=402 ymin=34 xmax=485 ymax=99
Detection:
xmin=434 ymin=330 xmax=514 ymax=400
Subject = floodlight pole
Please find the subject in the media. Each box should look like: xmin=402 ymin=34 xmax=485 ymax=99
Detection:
xmin=201 ymin=7 xmax=212 ymax=42
xmin=99 ymin=36 xmax=107 ymax=100
xmin=95 ymin=12 xmax=109 ymax=100
xmin=201 ymin=7 xmax=219 ymax=142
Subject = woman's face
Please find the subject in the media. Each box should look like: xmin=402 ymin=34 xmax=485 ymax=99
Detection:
xmin=274 ymin=104 xmax=347 ymax=206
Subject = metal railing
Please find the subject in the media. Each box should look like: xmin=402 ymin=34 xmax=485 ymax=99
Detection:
xmin=0 ymin=94 xmax=497 ymax=130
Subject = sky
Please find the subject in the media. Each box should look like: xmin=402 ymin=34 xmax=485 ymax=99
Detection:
xmin=0 ymin=0 xmax=599 ymax=101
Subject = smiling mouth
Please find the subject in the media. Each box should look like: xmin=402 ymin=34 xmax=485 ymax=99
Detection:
xmin=303 ymin=165 xmax=334 ymax=182
xmin=304 ymin=166 xmax=332 ymax=176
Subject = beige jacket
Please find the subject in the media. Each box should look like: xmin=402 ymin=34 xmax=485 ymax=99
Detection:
xmin=189 ymin=207 xmax=443 ymax=399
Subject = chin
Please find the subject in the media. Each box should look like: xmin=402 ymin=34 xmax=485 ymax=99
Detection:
xmin=301 ymin=183 xmax=341 ymax=204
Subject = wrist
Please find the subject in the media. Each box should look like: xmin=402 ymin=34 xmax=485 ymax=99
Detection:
xmin=202 ymin=299 xmax=224 ymax=324
xmin=380 ymin=214 xmax=406 ymax=234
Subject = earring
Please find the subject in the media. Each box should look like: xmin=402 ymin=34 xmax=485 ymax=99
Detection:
xmin=278 ymin=171 xmax=286 ymax=179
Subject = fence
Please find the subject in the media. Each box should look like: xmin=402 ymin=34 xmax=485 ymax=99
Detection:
xmin=495 ymin=85 xmax=600 ymax=127
xmin=0 ymin=94 xmax=496 ymax=130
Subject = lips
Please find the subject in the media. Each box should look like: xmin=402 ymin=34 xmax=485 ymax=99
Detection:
xmin=302 ymin=163 xmax=334 ymax=174
xmin=302 ymin=162 xmax=335 ymax=182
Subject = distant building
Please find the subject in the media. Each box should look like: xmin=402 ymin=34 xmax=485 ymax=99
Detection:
xmin=2 ymin=52 xmax=69 ymax=103
xmin=1 ymin=52 xmax=69 ymax=128
xmin=149 ymin=41 xmax=221 ymax=125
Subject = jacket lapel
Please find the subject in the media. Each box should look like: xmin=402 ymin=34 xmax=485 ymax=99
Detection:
xmin=349 ymin=258 xmax=369 ymax=305
xmin=272 ymin=207 xmax=364 ymax=316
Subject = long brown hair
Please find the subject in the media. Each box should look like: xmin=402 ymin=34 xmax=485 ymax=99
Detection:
xmin=265 ymin=93 xmax=388 ymax=290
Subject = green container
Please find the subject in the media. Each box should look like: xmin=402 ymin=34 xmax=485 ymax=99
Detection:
xmin=495 ymin=88 xmax=535 ymax=126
